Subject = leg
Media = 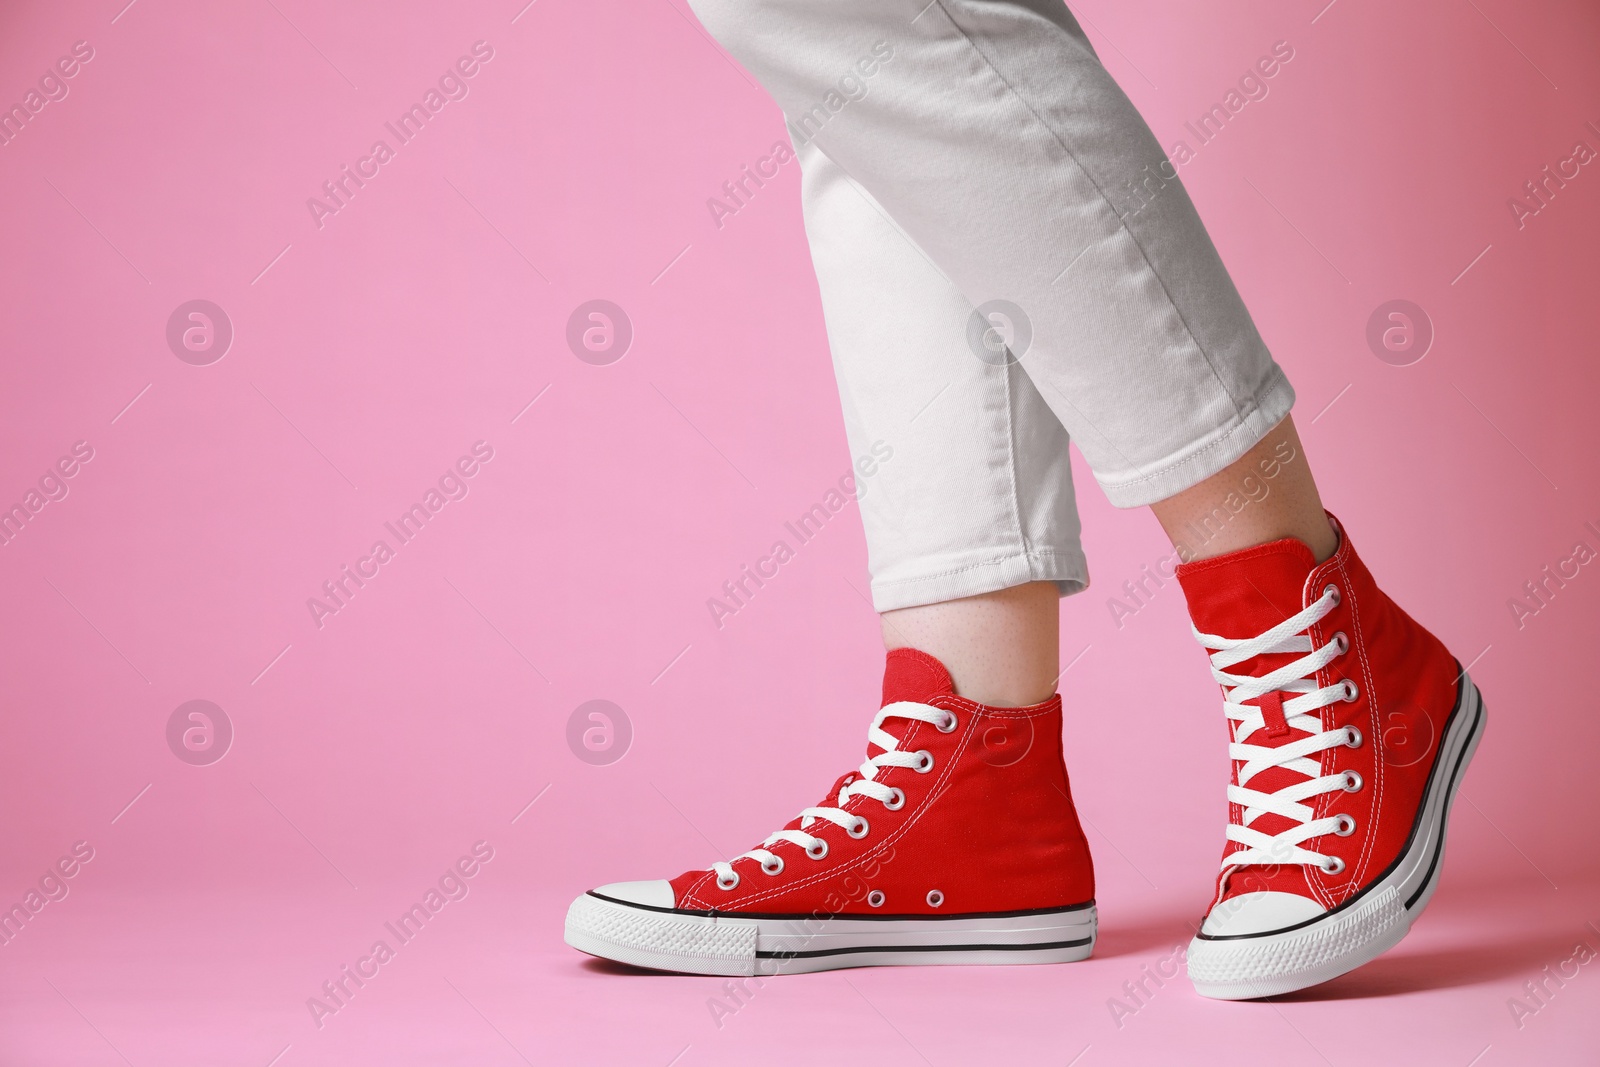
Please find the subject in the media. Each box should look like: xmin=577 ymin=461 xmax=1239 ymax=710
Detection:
xmin=880 ymin=581 xmax=1060 ymax=707
xmin=798 ymin=140 xmax=1081 ymax=708
xmin=689 ymin=0 xmax=1294 ymax=506
xmin=1151 ymin=414 xmax=1337 ymax=564
xmin=565 ymin=121 xmax=1101 ymax=977
xmin=687 ymin=0 xmax=1481 ymax=1000
xmin=696 ymin=0 xmax=1289 ymax=708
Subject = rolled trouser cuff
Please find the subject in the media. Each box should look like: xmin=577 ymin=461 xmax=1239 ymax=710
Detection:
xmin=802 ymin=141 xmax=1091 ymax=615
xmin=869 ymin=546 xmax=1088 ymax=613
xmin=1093 ymin=368 xmax=1296 ymax=509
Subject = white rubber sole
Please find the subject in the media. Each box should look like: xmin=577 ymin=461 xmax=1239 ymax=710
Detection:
xmin=1187 ymin=673 xmax=1487 ymax=1000
xmin=565 ymin=893 xmax=1097 ymax=975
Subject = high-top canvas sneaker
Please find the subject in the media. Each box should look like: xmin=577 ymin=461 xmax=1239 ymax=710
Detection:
xmin=1178 ymin=514 xmax=1487 ymax=999
xmin=565 ymin=648 xmax=1096 ymax=975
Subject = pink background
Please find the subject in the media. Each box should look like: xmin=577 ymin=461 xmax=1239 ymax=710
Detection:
xmin=1 ymin=0 xmax=1597 ymax=1063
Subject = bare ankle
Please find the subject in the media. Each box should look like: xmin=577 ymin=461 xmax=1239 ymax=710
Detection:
xmin=880 ymin=581 xmax=1060 ymax=706
xmin=1151 ymin=415 xmax=1337 ymax=564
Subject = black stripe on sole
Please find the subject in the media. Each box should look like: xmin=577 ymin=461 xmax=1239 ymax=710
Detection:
xmin=1405 ymin=689 xmax=1485 ymax=909
xmin=586 ymin=892 xmax=1096 ymax=923
xmin=756 ymin=936 xmax=1095 ymax=960
xmin=1198 ymin=673 xmax=1477 ymax=942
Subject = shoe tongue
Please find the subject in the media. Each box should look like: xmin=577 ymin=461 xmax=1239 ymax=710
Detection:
xmin=881 ymin=648 xmax=955 ymax=707
xmin=1176 ymin=537 xmax=1317 ymax=639
xmin=1180 ymin=539 xmax=1323 ymax=873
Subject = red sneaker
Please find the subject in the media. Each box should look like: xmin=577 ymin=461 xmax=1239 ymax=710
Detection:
xmin=564 ymin=648 xmax=1097 ymax=974
xmin=1178 ymin=515 xmax=1486 ymax=999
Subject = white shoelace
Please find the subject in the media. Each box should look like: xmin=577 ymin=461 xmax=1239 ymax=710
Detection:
xmin=1194 ymin=584 xmax=1364 ymax=877
xmin=709 ymin=700 xmax=955 ymax=889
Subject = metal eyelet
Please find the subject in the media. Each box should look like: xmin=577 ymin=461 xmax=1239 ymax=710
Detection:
xmin=1343 ymin=726 xmax=1363 ymax=748
xmin=806 ymin=840 xmax=829 ymax=860
xmin=1321 ymin=856 xmax=1346 ymax=875
xmin=716 ymin=871 xmax=740 ymax=890
xmin=926 ymin=889 xmax=944 ymax=908
xmin=936 ymin=710 xmax=958 ymax=734
xmin=847 ymin=817 xmax=870 ymax=840
xmin=1334 ymin=814 xmax=1356 ymax=837
xmin=867 ymin=890 xmax=885 ymax=908
xmin=883 ymin=787 xmax=906 ymax=811
xmin=1340 ymin=679 xmax=1360 ymax=703
xmin=912 ymin=750 xmax=935 ymax=774
xmin=760 ymin=856 xmax=784 ymax=876
xmin=1324 ymin=584 xmax=1341 ymax=607
xmin=1331 ymin=632 xmax=1349 ymax=655
xmin=1341 ymin=770 xmax=1364 ymax=793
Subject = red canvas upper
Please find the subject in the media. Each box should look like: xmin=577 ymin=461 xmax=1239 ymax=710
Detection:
xmin=669 ymin=648 xmax=1095 ymax=916
xmin=1177 ymin=514 xmax=1461 ymax=913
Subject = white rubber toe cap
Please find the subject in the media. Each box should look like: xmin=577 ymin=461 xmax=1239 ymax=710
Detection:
xmin=591 ymin=879 xmax=675 ymax=908
xmin=1201 ymin=891 xmax=1326 ymax=937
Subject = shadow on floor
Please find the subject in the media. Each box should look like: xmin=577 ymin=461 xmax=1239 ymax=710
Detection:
xmin=1088 ymin=911 xmax=1201 ymax=960
xmin=578 ymin=956 xmax=674 ymax=977
xmin=1091 ymin=873 xmax=1591 ymax=997
xmin=571 ymin=875 xmax=1595 ymax=994
xmin=1273 ymin=875 xmax=1592 ymax=999
xmin=1272 ymin=933 xmax=1576 ymax=1001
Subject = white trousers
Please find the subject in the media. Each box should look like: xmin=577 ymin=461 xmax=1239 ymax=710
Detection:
xmin=694 ymin=0 xmax=1296 ymax=611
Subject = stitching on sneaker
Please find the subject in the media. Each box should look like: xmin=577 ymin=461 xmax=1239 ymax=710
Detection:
xmin=680 ymin=698 xmax=1059 ymax=912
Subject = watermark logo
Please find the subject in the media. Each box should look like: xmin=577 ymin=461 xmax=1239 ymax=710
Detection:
xmin=707 ymin=142 xmax=796 ymax=230
xmin=706 ymin=846 xmax=897 ymax=1028
xmin=785 ymin=41 xmax=896 ymax=149
xmin=1164 ymin=40 xmax=1296 ymax=169
xmin=0 ymin=440 xmax=94 ymax=550
xmin=1508 ymin=523 xmax=1599 ymax=631
xmin=977 ymin=715 xmax=1034 ymax=768
xmin=1379 ymin=703 xmax=1435 ymax=768
xmin=566 ymin=300 xmax=632 ymax=366
xmin=166 ymin=700 xmax=233 ymax=766
xmin=166 ymin=300 xmax=233 ymax=366
xmin=967 ymin=300 xmax=1031 ymax=366
xmin=1507 ymin=126 xmax=1597 ymax=231
xmin=1107 ymin=940 xmax=1189 ymax=1028
xmin=306 ymin=441 xmax=496 ymax=630
xmin=707 ymin=442 xmax=893 ymax=630
xmin=0 ymin=841 xmax=95 ymax=949
xmin=306 ymin=841 xmax=495 ymax=1029
xmin=1365 ymin=299 xmax=1432 ymax=367
xmin=0 ymin=40 xmax=95 ymax=149
xmin=707 ymin=38 xmax=896 ymax=233
xmin=1508 ymin=923 xmax=1600 ymax=1029
xmin=1110 ymin=438 xmax=1298 ymax=628
xmin=567 ymin=700 xmax=631 ymax=765
xmin=306 ymin=42 xmax=496 ymax=230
